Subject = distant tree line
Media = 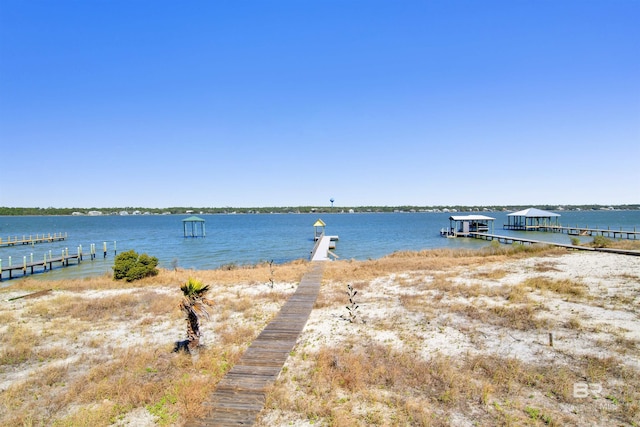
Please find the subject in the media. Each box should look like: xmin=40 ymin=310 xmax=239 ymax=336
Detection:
xmin=0 ymin=204 xmax=638 ymax=216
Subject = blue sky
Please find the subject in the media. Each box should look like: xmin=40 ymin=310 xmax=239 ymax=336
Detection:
xmin=1 ymin=0 xmax=638 ymax=208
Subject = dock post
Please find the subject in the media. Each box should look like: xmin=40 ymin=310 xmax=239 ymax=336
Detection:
xmin=114 ymin=241 xmax=117 ymax=256
xmin=78 ymin=246 xmax=81 ymax=262
xmin=0 ymin=259 xmax=2 ymax=281
xmin=103 ymin=242 xmax=107 ymax=258
xmin=23 ymin=256 xmax=26 ymax=275
xmin=9 ymin=256 xmax=11 ymax=268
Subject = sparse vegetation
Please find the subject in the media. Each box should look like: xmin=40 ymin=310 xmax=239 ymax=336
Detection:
xmin=341 ymin=283 xmax=361 ymax=323
xmin=1 ymin=247 xmax=638 ymax=426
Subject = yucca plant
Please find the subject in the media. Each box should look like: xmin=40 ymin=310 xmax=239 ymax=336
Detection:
xmin=179 ymin=277 xmax=214 ymax=351
xmin=341 ymin=283 xmax=360 ymax=323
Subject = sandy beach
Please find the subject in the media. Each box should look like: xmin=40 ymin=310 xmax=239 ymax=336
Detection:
xmin=1 ymin=248 xmax=638 ymax=426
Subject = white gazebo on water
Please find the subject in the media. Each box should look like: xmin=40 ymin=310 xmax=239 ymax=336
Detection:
xmin=182 ymin=216 xmax=206 ymax=238
xmin=504 ymin=208 xmax=561 ymax=231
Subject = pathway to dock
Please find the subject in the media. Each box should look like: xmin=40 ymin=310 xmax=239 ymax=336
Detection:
xmin=188 ymin=262 xmax=326 ymax=426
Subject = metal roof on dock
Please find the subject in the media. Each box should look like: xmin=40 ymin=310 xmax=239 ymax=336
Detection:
xmin=508 ymin=208 xmax=560 ymax=217
xmin=449 ymin=215 xmax=495 ymax=221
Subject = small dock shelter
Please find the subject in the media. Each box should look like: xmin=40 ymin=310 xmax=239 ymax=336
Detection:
xmin=313 ymin=219 xmax=326 ymax=241
xmin=442 ymin=215 xmax=495 ymax=237
xmin=182 ymin=216 xmax=206 ymax=238
xmin=504 ymin=208 xmax=560 ymax=231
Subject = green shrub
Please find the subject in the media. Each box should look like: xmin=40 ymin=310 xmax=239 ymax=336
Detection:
xmin=570 ymin=237 xmax=581 ymax=246
xmin=592 ymin=235 xmax=611 ymax=248
xmin=113 ymin=250 xmax=159 ymax=282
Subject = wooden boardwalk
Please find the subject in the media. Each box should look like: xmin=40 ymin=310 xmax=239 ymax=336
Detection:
xmin=188 ymin=262 xmax=325 ymax=426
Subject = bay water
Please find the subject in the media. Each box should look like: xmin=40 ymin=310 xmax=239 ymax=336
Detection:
xmin=1 ymin=210 xmax=638 ymax=282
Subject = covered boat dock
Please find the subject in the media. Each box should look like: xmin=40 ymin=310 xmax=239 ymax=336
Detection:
xmin=442 ymin=215 xmax=495 ymax=237
xmin=504 ymin=208 xmax=560 ymax=231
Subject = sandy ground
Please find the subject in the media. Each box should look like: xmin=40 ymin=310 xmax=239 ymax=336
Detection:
xmin=1 ymin=250 xmax=639 ymax=426
xmin=257 ymin=251 xmax=640 ymax=426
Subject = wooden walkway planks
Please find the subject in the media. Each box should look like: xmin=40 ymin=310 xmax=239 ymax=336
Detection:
xmin=188 ymin=262 xmax=325 ymax=426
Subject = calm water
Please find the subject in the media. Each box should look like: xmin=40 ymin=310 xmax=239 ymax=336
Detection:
xmin=1 ymin=210 xmax=638 ymax=282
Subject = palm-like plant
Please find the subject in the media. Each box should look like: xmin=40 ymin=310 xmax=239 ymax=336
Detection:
xmin=179 ymin=277 xmax=214 ymax=350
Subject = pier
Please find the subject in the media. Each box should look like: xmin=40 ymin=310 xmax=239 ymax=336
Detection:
xmin=310 ymin=233 xmax=339 ymax=261
xmin=0 ymin=232 xmax=67 ymax=247
xmin=0 ymin=243 xmax=114 ymax=281
xmin=504 ymin=224 xmax=640 ymax=240
xmin=310 ymin=218 xmax=339 ymax=261
xmin=189 ymin=221 xmax=338 ymax=425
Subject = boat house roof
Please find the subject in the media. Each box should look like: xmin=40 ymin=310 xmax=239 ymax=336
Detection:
xmin=507 ymin=208 xmax=560 ymax=218
xmin=449 ymin=215 xmax=495 ymax=221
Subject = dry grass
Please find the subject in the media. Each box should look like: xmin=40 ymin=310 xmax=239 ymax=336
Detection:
xmin=521 ymin=276 xmax=587 ymax=298
xmin=1 ymin=246 xmax=638 ymax=426
xmin=258 ymin=249 xmax=640 ymax=427
xmin=0 ymin=264 xmax=295 ymax=426
xmin=264 ymin=342 xmax=603 ymax=426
